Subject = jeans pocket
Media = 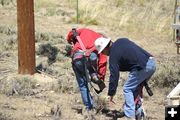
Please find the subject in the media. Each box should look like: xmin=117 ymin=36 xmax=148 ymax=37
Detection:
xmin=73 ymin=58 xmax=86 ymax=74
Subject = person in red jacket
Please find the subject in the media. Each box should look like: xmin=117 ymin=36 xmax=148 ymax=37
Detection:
xmin=66 ymin=28 xmax=107 ymax=110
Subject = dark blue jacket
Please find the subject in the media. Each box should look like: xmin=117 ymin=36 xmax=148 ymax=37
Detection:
xmin=108 ymin=38 xmax=152 ymax=96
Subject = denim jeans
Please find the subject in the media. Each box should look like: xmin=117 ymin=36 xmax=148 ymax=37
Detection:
xmin=72 ymin=52 xmax=98 ymax=110
xmin=123 ymin=57 xmax=156 ymax=118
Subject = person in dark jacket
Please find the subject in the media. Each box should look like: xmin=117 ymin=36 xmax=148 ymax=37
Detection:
xmin=95 ymin=37 xmax=156 ymax=120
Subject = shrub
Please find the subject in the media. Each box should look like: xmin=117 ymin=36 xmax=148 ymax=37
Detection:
xmin=51 ymin=78 xmax=78 ymax=94
xmin=34 ymin=0 xmax=57 ymax=8
xmin=0 ymin=26 xmax=17 ymax=53
xmin=0 ymin=0 xmax=13 ymax=6
xmin=35 ymin=31 xmax=65 ymax=44
xmin=70 ymin=15 xmax=99 ymax=25
xmin=35 ymin=32 xmax=50 ymax=42
xmin=0 ymin=112 xmax=13 ymax=120
xmin=63 ymin=44 xmax=72 ymax=57
xmin=114 ymin=0 xmax=125 ymax=7
xmin=150 ymin=62 xmax=180 ymax=89
xmin=37 ymin=43 xmax=59 ymax=64
xmin=0 ymin=75 xmax=37 ymax=96
xmin=56 ymin=53 xmax=68 ymax=62
xmin=0 ymin=36 xmax=17 ymax=52
xmin=69 ymin=0 xmax=101 ymax=25
xmin=0 ymin=26 xmax=16 ymax=35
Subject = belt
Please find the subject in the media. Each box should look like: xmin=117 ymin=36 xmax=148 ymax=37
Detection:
xmin=72 ymin=50 xmax=85 ymax=61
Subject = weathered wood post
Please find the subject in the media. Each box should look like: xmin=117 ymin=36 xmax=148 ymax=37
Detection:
xmin=17 ymin=0 xmax=36 ymax=74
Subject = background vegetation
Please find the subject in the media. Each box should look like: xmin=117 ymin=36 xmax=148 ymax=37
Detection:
xmin=0 ymin=0 xmax=178 ymax=88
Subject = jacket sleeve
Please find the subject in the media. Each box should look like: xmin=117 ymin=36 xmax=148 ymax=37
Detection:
xmin=97 ymin=53 xmax=107 ymax=81
xmin=108 ymin=56 xmax=120 ymax=96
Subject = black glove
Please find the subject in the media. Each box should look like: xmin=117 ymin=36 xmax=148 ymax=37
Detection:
xmin=91 ymin=73 xmax=105 ymax=92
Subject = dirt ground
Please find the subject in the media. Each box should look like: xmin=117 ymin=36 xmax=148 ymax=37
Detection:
xmin=0 ymin=54 xmax=166 ymax=120
xmin=0 ymin=73 xmax=166 ymax=120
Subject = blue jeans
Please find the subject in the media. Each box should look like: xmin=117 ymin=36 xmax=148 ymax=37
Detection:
xmin=123 ymin=57 xmax=156 ymax=118
xmin=72 ymin=52 xmax=98 ymax=110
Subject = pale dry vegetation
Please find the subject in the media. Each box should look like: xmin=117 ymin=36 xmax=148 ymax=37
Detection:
xmin=0 ymin=75 xmax=37 ymax=96
xmin=68 ymin=0 xmax=173 ymax=36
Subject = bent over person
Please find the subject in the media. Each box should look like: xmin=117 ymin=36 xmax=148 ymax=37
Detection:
xmin=95 ymin=37 xmax=156 ymax=120
xmin=66 ymin=28 xmax=107 ymax=110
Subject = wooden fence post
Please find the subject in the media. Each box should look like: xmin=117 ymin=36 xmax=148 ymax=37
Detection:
xmin=17 ymin=0 xmax=35 ymax=74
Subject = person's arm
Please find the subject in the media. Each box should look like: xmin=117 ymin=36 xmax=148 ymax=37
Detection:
xmin=108 ymin=57 xmax=120 ymax=96
xmin=97 ymin=53 xmax=107 ymax=81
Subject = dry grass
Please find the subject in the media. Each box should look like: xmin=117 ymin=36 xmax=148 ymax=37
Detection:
xmin=34 ymin=0 xmax=58 ymax=8
xmin=66 ymin=0 xmax=174 ymax=37
xmin=151 ymin=57 xmax=180 ymax=89
xmin=0 ymin=112 xmax=13 ymax=120
xmin=0 ymin=0 xmax=13 ymax=6
xmin=0 ymin=75 xmax=37 ymax=96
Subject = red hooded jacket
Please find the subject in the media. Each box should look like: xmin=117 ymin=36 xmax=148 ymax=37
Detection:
xmin=67 ymin=28 xmax=107 ymax=80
